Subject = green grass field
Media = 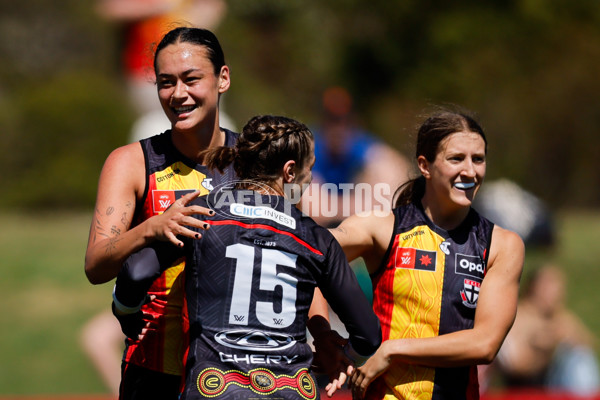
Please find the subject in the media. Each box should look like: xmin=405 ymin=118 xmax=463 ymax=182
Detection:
xmin=1 ymin=210 xmax=599 ymax=395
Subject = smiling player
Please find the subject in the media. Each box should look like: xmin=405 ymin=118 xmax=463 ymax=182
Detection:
xmin=331 ymin=110 xmax=525 ymax=400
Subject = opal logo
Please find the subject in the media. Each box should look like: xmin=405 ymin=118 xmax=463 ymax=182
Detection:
xmin=455 ymin=253 xmax=485 ymax=280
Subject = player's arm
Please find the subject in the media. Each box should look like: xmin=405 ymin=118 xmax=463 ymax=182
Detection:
xmin=329 ymin=211 xmax=394 ymax=274
xmin=113 ymin=241 xmax=183 ymax=312
xmin=318 ymin=235 xmax=383 ymax=397
xmin=84 ymin=144 xmax=212 ymax=284
xmin=349 ymin=226 xmax=524 ymax=398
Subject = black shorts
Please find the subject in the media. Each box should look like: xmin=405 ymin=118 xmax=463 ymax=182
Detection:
xmin=120 ymin=361 xmax=182 ymax=400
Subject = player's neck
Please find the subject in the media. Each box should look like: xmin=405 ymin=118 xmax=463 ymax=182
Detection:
xmin=172 ymin=127 xmax=225 ymax=164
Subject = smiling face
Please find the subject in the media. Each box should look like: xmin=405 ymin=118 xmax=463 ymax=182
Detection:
xmin=155 ymin=42 xmax=230 ymax=133
xmin=419 ymin=130 xmax=487 ymax=213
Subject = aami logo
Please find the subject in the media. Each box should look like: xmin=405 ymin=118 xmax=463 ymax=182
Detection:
xmin=152 ymin=189 xmax=196 ymax=213
xmin=455 ymin=253 xmax=485 ymax=280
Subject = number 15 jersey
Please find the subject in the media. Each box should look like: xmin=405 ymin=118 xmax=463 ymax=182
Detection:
xmin=147 ymin=189 xmax=381 ymax=400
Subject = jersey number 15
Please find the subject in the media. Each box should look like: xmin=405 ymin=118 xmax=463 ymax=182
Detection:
xmin=226 ymin=243 xmax=298 ymax=329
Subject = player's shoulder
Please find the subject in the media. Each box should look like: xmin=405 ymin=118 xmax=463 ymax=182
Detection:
xmin=488 ymin=224 xmax=525 ymax=272
xmin=100 ymin=142 xmax=145 ymax=181
xmin=105 ymin=141 xmax=144 ymax=166
xmin=290 ymin=208 xmax=338 ymax=254
xmin=491 ymin=224 xmax=524 ymax=251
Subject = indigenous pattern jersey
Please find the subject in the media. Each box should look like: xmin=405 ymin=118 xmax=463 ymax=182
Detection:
xmin=368 ymin=201 xmax=493 ymax=400
xmin=147 ymin=190 xmax=381 ymax=399
xmin=123 ymin=129 xmax=238 ymax=375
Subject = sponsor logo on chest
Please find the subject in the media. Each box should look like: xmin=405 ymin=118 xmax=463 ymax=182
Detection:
xmin=455 ymin=253 xmax=485 ymax=280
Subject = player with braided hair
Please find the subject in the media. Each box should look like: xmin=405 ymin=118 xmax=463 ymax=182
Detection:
xmin=113 ymin=114 xmax=381 ymax=399
xmin=204 ymin=115 xmax=314 ymax=194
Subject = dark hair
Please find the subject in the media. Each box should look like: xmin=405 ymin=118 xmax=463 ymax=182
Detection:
xmin=153 ymin=27 xmax=226 ymax=75
xmin=394 ymin=110 xmax=487 ymax=207
xmin=204 ymin=115 xmax=314 ymax=183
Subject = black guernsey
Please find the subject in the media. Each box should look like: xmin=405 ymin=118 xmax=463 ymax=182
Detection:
xmin=122 ymin=189 xmax=381 ymax=400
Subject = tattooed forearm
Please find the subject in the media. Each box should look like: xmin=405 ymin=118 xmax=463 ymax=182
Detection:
xmin=103 ymin=235 xmax=122 ymax=256
xmin=92 ymin=209 xmax=109 ymax=243
xmin=121 ymin=212 xmax=130 ymax=230
xmin=92 ymin=205 xmax=131 ymax=244
xmin=111 ymin=225 xmax=122 ymax=236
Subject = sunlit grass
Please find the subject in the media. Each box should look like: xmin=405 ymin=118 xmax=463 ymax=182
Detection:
xmin=1 ymin=210 xmax=599 ymax=394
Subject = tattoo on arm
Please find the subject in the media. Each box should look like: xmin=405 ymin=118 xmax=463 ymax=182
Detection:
xmin=103 ymin=236 xmax=122 ymax=256
xmin=92 ymin=209 xmax=109 ymax=243
xmin=111 ymin=225 xmax=121 ymax=236
xmin=121 ymin=212 xmax=130 ymax=230
xmin=92 ymin=205 xmax=131 ymax=244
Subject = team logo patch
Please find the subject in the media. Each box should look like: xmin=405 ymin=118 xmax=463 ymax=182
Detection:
xmin=460 ymin=279 xmax=481 ymax=308
xmin=395 ymin=247 xmax=436 ymax=272
xmin=152 ymin=189 xmax=196 ymax=213
xmin=250 ymin=370 xmax=276 ymax=393
xmin=202 ymin=177 xmax=214 ymax=191
xmin=439 ymin=241 xmax=451 ymax=255
xmin=197 ymin=368 xmax=225 ymax=396
xmin=455 ymin=253 xmax=485 ymax=280
xmin=297 ymin=370 xmax=316 ymax=399
xmin=196 ymin=367 xmax=316 ymax=399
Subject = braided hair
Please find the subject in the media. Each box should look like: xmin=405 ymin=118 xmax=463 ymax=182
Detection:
xmin=204 ymin=115 xmax=314 ymax=184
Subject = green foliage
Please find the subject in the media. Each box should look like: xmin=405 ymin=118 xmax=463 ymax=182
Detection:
xmin=1 ymin=1 xmax=599 ymax=209
xmin=218 ymin=1 xmax=600 ymax=208
xmin=0 ymin=72 xmax=133 ymax=209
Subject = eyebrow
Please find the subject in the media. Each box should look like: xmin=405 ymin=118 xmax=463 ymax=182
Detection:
xmin=157 ymin=68 xmax=202 ymax=78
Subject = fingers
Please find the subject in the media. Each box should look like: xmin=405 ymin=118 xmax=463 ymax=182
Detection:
xmin=155 ymin=193 xmax=216 ymax=244
xmin=137 ymin=320 xmax=153 ymax=341
xmin=176 ymin=191 xmax=215 ymax=217
xmin=178 ymin=190 xmax=202 ymax=205
xmin=324 ymin=371 xmax=347 ymax=398
xmin=182 ymin=205 xmax=215 ymax=218
xmin=346 ymin=365 xmax=354 ymax=376
xmin=164 ymin=231 xmax=184 ymax=247
xmin=325 ymin=381 xmax=338 ymax=397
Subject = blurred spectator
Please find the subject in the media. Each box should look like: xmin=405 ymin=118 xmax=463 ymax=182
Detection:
xmin=489 ymin=264 xmax=600 ymax=396
xmin=300 ymin=87 xmax=412 ymax=395
xmin=473 ymin=178 xmax=555 ymax=248
xmin=95 ymin=0 xmax=235 ymax=141
xmin=300 ymin=86 xmax=412 ymax=228
xmin=79 ymin=310 xmax=123 ymax=395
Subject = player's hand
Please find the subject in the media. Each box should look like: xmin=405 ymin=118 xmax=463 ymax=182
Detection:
xmin=148 ymin=190 xmax=215 ymax=247
xmin=311 ymin=327 xmax=351 ymax=396
xmin=324 ymin=364 xmax=353 ymax=397
xmin=348 ymin=342 xmax=390 ymax=399
xmin=112 ymin=295 xmax=156 ymax=340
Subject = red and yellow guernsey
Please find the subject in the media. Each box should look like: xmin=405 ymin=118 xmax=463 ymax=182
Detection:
xmin=368 ymin=201 xmax=493 ymax=400
xmin=123 ymin=129 xmax=238 ymax=376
